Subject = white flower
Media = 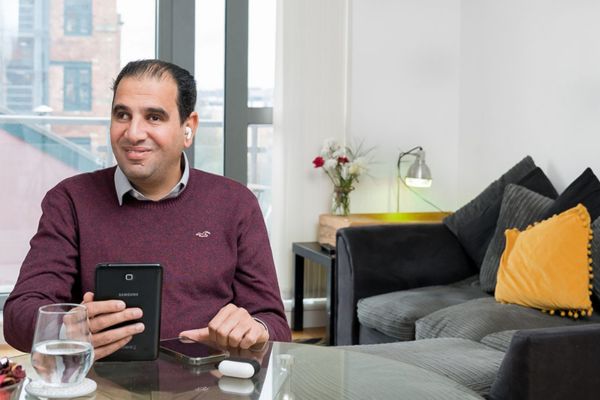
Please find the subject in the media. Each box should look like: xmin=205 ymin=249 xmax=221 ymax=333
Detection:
xmin=323 ymin=158 xmax=338 ymax=171
xmin=341 ymin=165 xmax=349 ymax=180
xmin=321 ymin=138 xmax=341 ymax=155
xmin=348 ymin=157 xmax=367 ymax=176
xmin=332 ymin=148 xmax=346 ymax=159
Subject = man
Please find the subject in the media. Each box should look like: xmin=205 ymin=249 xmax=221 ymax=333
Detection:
xmin=4 ymin=60 xmax=290 ymax=359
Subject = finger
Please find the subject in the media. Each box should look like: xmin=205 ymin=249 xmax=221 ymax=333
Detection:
xmin=179 ymin=328 xmax=210 ymax=342
xmin=82 ymin=292 xmax=94 ymax=304
xmin=94 ymin=336 xmax=132 ymax=361
xmin=227 ymin=322 xmax=252 ymax=348
xmin=239 ymin=322 xmax=268 ymax=349
xmin=88 ymin=307 xmax=143 ymax=334
xmin=208 ymin=305 xmax=241 ymax=347
xmin=92 ymin=322 xmax=144 ymax=349
xmin=208 ymin=304 xmax=238 ymax=329
xmin=85 ymin=300 xmax=126 ymax=319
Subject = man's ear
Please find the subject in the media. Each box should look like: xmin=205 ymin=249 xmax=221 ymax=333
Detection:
xmin=183 ymin=111 xmax=199 ymax=147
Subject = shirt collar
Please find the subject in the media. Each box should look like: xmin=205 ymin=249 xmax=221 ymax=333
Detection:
xmin=114 ymin=152 xmax=190 ymax=206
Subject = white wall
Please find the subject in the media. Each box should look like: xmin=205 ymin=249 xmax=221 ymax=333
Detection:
xmin=272 ymin=0 xmax=349 ymax=298
xmin=275 ymin=0 xmax=600 ymax=299
xmin=348 ymin=0 xmax=600 ymax=211
xmin=273 ymin=0 xmax=461 ymax=298
xmin=459 ymin=0 xmax=600 ymax=200
xmin=348 ymin=0 xmax=461 ymax=213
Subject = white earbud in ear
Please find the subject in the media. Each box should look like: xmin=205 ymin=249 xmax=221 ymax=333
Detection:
xmin=185 ymin=127 xmax=192 ymax=139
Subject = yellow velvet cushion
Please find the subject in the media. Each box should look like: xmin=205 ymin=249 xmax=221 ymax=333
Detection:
xmin=495 ymin=204 xmax=593 ymax=317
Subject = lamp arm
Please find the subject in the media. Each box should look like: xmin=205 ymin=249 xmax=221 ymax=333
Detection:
xmin=396 ymin=146 xmax=423 ymax=170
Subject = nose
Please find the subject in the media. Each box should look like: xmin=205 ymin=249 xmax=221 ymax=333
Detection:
xmin=124 ymin=117 xmax=147 ymax=142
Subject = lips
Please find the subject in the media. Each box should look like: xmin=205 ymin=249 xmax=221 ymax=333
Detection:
xmin=123 ymin=147 xmax=151 ymax=161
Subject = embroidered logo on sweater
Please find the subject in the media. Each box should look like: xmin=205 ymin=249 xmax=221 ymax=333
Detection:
xmin=195 ymin=231 xmax=211 ymax=238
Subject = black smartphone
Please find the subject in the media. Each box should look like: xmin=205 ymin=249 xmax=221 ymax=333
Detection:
xmin=160 ymin=338 xmax=228 ymax=365
xmin=95 ymin=263 xmax=163 ymax=361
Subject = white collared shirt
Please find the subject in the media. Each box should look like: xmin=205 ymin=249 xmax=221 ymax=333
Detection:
xmin=114 ymin=152 xmax=190 ymax=206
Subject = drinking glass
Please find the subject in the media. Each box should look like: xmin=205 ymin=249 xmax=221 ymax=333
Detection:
xmin=30 ymin=303 xmax=94 ymax=388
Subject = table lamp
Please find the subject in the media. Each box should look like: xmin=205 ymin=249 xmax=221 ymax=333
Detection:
xmin=396 ymin=146 xmax=433 ymax=212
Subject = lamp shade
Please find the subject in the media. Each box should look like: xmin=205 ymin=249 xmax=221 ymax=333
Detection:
xmin=405 ymin=150 xmax=432 ymax=188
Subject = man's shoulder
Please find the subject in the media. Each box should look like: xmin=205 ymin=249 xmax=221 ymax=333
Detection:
xmin=58 ymin=166 xmax=116 ymax=187
xmin=51 ymin=166 xmax=116 ymax=197
xmin=189 ymin=168 xmax=255 ymax=197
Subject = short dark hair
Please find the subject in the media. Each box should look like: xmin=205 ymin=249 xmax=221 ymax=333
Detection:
xmin=112 ymin=59 xmax=197 ymax=125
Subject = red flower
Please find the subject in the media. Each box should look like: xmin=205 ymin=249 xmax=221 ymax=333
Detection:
xmin=312 ymin=156 xmax=325 ymax=168
xmin=337 ymin=156 xmax=349 ymax=164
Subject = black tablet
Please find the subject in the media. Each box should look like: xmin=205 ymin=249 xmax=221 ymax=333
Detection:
xmin=95 ymin=263 xmax=163 ymax=361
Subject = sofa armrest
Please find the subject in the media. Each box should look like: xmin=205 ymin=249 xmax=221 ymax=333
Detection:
xmin=490 ymin=323 xmax=600 ymax=400
xmin=334 ymin=223 xmax=476 ymax=345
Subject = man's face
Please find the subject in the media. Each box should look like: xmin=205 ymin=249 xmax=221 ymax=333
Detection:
xmin=110 ymin=75 xmax=195 ymax=196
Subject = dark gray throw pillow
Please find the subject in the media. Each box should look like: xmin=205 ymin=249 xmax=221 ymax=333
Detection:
xmin=479 ymin=184 xmax=553 ymax=293
xmin=443 ymin=157 xmax=557 ymax=268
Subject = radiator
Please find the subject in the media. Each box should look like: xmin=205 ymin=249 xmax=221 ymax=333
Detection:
xmin=303 ymin=259 xmax=327 ymax=298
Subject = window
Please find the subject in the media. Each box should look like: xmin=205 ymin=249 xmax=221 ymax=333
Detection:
xmin=64 ymin=0 xmax=92 ymax=36
xmin=0 ymin=0 xmax=155 ymax=292
xmin=194 ymin=0 xmax=275 ymax=226
xmin=248 ymin=0 xmax=275 ymax=107
xmin=194 ymin=0 xmax=225 ymax=176
xmin=63 ymin=63 xmax=92 ymax=111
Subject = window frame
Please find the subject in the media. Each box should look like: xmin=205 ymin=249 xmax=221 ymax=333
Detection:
xmin=157 ymin=0 xmax=273 ymax=184
xmin=64 ymin=0 xmax=93 ymax=36
xmin=62 ymin=61 xmax=92 ymax=111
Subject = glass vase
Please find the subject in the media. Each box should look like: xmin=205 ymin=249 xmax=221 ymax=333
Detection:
xmin=331 ymin=186 xmax=353 ymax=216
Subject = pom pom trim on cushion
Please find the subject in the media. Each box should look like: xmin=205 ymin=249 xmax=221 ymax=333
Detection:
xmin=495 ymin=204 xmax=594 ymax=319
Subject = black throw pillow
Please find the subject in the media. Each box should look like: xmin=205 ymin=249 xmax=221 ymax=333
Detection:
xmin=443 ymin=157 xmax=557 ymax=268
xmin=516 ymin=167 xmax=559 ymax=199
xmin=542 ymin=168 xmax=600 ymax=221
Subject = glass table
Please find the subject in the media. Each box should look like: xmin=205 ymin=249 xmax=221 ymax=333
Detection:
xmin=9 ymin=341 xmax=483 ymax=399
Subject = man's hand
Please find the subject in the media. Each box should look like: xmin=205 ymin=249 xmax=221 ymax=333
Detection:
xmin=179 ymin=304 xmax=269 ymax=349
xmin=82 ymin=292 xmax=145 ymax=360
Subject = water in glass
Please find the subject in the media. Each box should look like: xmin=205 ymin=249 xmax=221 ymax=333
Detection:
xmin=30 ymin=304 xmax=94 ymax=387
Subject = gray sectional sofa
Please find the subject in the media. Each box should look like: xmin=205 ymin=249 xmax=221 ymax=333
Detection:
xmin=335 ymin=224 xmax=600 ymax=399
xmin=334 ymin=157 xmax=600 ymax=399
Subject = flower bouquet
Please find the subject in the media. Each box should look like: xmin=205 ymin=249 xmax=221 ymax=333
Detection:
xmin=0 ymin=357 xmax=26 ymax=400
xmin=312 ymin=139 xmax=370 ymax=216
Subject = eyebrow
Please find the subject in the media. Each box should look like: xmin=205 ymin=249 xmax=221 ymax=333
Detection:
xmin=111 ymin=104 xmax=170 ymax=121
xmin=112 ymin=104 xmax=130 ymax=116
xmin=145 ymin=107 xmax=169 ymax=120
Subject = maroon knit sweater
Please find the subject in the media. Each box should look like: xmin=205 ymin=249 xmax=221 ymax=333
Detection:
xmin=4 ymin=167 xmax=290 ymax=351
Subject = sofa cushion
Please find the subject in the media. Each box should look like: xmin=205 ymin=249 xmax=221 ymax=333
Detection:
xmin=480 ymin=184 xmax=553 ymax=293
xmin=480 ymin=330 xmax=517 ymax=352
xmin=342 ymin=338 xmax=504 ymax=397
xmin=495 ymin=204 xmax=593 ymax=315
xmin=358 ymin=325 xmax=400 ymax=344
xmin=541 ymin=168 xmax=600 ymax=221
xmin=415 ymin=297 xmax=599 ymax=341
xmin=443 ymin=158 xmax=557 ymax=268
xmin=357 ymin=276 xmax=489 ymax=341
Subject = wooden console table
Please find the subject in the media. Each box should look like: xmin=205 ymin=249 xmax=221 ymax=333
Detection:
xmin=318 ymin=212 xmax=450 ymax=247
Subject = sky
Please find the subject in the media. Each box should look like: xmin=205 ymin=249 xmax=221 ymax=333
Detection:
xmin=1 ymin=0 xmax=275 ymax=91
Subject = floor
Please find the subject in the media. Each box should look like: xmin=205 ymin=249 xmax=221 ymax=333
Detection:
xmin=292 ymin=326 xmax=326 ymax=344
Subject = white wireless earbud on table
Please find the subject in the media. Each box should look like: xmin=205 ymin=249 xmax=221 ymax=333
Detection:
xmin=218 ymin=358 xmax=261 ymax=379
